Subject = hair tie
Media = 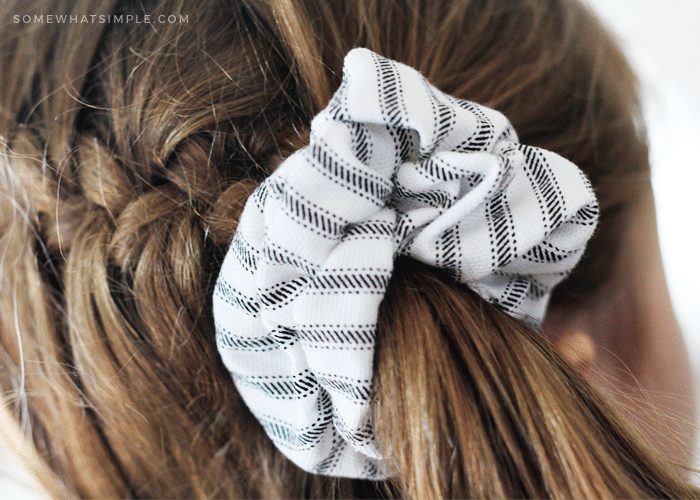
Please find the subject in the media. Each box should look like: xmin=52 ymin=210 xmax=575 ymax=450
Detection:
xmin=213 ymin=48 xmax=598 ymax=478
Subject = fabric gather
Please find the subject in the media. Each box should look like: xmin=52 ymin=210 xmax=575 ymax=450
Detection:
xmin=213 ymin=48 xmax=599 ymax=478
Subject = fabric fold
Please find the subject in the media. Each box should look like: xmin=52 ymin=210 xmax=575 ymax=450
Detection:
xmin=213 ymin=47 xmax=598 ymax=478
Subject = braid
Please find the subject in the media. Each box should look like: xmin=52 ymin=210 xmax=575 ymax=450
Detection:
xmin=0 ymin=0 xmax=696 ymax=498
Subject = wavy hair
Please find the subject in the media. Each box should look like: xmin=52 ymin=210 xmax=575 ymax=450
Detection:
xmin=0 ymin=0 xmax=696 ymax=497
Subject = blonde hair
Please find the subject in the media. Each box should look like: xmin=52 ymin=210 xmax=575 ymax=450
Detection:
xmin=0 ymin=0 xmax=696 ymax=497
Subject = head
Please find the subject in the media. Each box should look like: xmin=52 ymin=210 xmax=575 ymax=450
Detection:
xmin=0 ymin=0 xmax=695 ymax=498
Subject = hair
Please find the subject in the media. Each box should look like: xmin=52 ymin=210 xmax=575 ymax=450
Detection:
xmin=0 ymin=0 xmax=696 ymax=498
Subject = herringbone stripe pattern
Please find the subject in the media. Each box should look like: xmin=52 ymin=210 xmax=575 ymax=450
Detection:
xmin=213 ymin=48 xmax=598 ymax=478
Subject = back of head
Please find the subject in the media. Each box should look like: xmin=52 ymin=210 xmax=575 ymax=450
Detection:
xmin=0 ymin=0 xmax=694 ymax=498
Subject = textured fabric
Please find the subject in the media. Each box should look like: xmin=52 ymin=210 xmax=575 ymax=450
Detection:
xmin=213 ymin=48 xmax=598 ymax=478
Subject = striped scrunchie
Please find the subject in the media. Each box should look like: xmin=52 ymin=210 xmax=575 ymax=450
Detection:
xmin=213 ymin=48 xmax=598 ymax=478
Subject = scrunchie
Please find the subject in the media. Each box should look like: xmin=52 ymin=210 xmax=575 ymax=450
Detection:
xmin=213 ymin=48 xmax=598 ymax=479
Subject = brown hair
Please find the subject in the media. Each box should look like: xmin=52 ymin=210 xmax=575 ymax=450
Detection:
xmin=0 ymin=0 xmax=695 ymax=497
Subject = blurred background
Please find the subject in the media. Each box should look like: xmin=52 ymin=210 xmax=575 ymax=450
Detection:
xmin=2 ymin=0 xmax=700 ymax=497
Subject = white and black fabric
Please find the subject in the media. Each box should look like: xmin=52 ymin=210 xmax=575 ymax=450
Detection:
xmin=213 ymin=48 xmax=598 ymax=478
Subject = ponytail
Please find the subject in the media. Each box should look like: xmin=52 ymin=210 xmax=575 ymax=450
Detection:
xmin=376 ymin=259 xmax=696 ymax=498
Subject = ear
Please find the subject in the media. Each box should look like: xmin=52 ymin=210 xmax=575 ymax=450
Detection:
xmin=542 ymin=189 xmax=696 ymax=465
xmin=552 ymin=331 xmax=596 ymax=375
